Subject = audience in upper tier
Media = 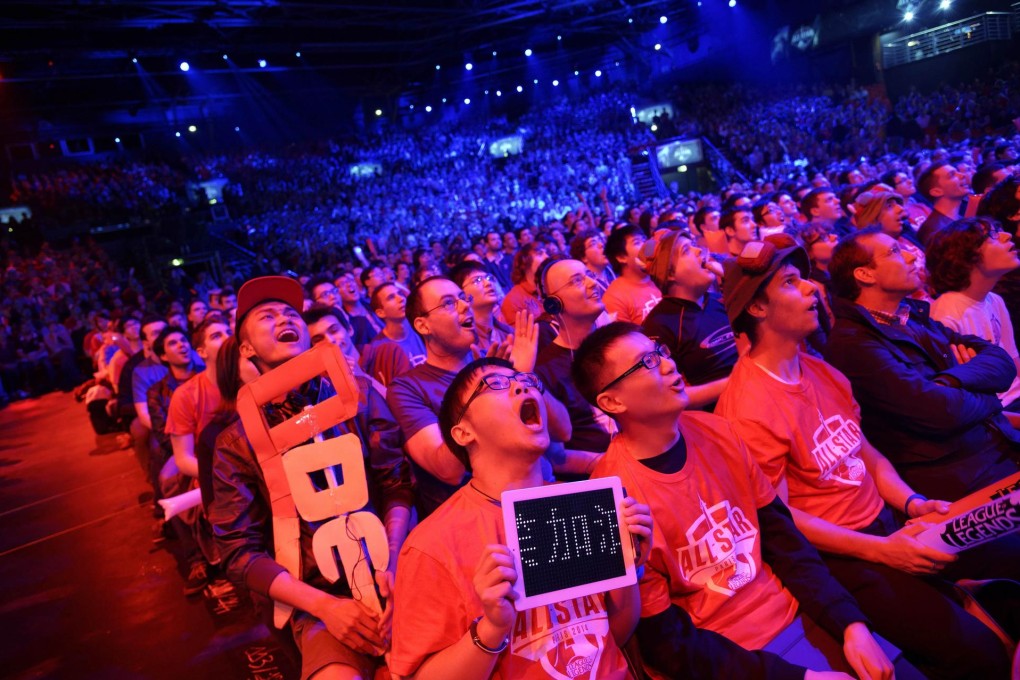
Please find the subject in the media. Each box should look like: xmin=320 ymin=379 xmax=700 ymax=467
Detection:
xmin=3 ymin=65 xmax=1020 ymax=678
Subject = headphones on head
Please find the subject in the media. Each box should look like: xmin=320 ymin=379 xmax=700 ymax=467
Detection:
xmin=534 ymin=258 xmax=563 ymax=316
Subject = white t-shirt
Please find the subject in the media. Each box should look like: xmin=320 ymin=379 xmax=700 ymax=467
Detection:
xmin=931 ymin=290 xmax=1020 ymax=408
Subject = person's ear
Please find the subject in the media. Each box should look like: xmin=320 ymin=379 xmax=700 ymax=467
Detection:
xmin=412 ymin=316 xmax=429 ymax=336
xmin=239 ymin=340 xmax=257 ymax=360
xmin=853 ymin=265 xmax=876 ymax=287
xmin=596 ymin=391 xmax=627 ymax=417
xmin=374 ymin=306 xmax=385 ymax=320
xmin=196 ymin=345 xmax=209 ymax=362
xmin=747 ymin=298 xmax=768 ymax=320
xmin=450 ymin=421 xmax=476 ymax=449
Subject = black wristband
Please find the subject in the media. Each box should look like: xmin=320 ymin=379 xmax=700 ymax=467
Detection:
xmin=470 ymin=616 xmax=509 ymax=654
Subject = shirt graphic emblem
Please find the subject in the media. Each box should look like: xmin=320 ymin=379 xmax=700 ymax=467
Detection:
xmin=810 ymin=413 xmax=866 ymax=486
xmin=676 ymin=498 xmax=759 ymax=597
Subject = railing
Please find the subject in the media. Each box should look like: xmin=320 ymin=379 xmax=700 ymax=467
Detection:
xmin=882 ymin=12 xmax=1013 ymax=69
xmin=701 ymin=136 xmax=749 ymax=187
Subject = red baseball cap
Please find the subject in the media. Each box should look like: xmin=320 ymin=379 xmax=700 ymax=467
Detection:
xmin=234 ymin=275 xmax=305 ymax=336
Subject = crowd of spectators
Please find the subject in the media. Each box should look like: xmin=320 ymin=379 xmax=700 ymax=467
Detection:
xmin=3 ymin=63 xmax=1020 ymax=678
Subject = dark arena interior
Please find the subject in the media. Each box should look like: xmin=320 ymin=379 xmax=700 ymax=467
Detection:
xmin=3 ymin=1 xmax=1020 ymax=678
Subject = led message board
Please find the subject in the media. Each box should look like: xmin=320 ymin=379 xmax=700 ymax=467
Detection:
xmin=502 ymin=477 xmax=636 ymax=611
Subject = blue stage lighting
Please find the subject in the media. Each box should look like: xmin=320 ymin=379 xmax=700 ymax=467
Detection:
xmin=660 ymin=15 xmax=667 ymax=24
xmin=374 ymin=109 xmax=382 ymax=116
xmin=904 ymin=10 xmax=914 ymax=20
xmin=425 ymin=105 xmax=432 ymax=112
xmin=552 ymin=80 xmax=559 ymax=87
xmin=175 ymin=131 xmax=181 ymax=137
xmin=222 ymin=54 xmax=228 ymax=60
xmin=295 ymin=51 xmax=301 ymax=58
xmin=496 ymin=90 xmax=502 ymax=97
xmin=179 ymin=61 xmax=190 ymax=72
xmin=516 ymin=85 xmax=523 ymax=93
xmin=464 ymin=98 xmax=470 ymax=105
xmin=939 ymin=0 xmax=950 ymax=8
xmin=258 ymin=59 xmax=267 ymax=68
xmin=115 ymin=137 xmax=121 ymax=143
xmin=235 ymin=127 xmax=240 ymax=132
xmin=524 ymin=49 xmax=533 ymax=57
xmin=595 ymin=69 xmax=602 ymax=77
xmin=465 ymin=63 xmax=473 ymax=71
xmin=655 ymin=43 xmax=661 ymax=51
xmin=131 ymin=58 xmax=137 ymax=64
xmin=436 ymin=64 xmax=441 ymax=70
xmin=728 ymin=0 xmax=736 ymax=6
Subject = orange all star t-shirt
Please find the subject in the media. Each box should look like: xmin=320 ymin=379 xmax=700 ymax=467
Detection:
xmin=716 ymin=353 xmax=884 ymax=531
xmin=391 ymin=484 xmax=633 ymax=680
xmin=592 ymin=411 xmax=798 ymax=650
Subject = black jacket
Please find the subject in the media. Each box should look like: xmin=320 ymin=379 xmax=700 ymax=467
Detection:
xmin=823 ymin=297 xmax=1020 ymax=500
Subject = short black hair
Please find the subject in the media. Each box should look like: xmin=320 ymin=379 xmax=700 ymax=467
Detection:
xmin=302 ymin=305 xmax=350 ymax=331
xmin=140 ymin=314 xmax=167 ymax=342
xmin=448 ymin=261 xmax=488 ymax=290
xmin=829 ymin=227 xmax=883 ymax=300
xmin=438 ymin=357 xmax=514 ymax=471
xmin=571 ymin=321 xmax=644 ymax=411
xmin=153 ymin=325 xmax=188 ymax=362
xmin=370 ymin=282 xmax=399 ymax=312
xmin=605 ymin=225 xmax=643 ymax=275
xmin=305 ymin=275 xmax=335 ymax=299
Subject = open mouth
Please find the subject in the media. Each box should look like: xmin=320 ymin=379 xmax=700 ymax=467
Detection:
xmin=519 ymin=398 xmax=542 ymax=427
xmin=671 ymin=376 xmax=685 ymax=392
xmin=277 ymin=328 xmax=300 ymax=343
xmin=461 ymin=317 xmax=475 ymax=329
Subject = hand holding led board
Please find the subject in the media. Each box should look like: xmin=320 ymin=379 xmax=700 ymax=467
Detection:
xmin=502 ymin=477 xmax=636 ymax=611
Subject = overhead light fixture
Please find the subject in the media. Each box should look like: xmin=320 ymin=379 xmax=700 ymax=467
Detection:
xmin=179 ymin=61 xmax=190 ymax=72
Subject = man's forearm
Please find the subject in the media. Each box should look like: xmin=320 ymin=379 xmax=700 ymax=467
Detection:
xmin=542 ymin=392 xmax=573 ymax=442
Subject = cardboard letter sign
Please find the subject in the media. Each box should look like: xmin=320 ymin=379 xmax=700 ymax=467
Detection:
xmin=502 ymin=477 xmax=636 ymax=610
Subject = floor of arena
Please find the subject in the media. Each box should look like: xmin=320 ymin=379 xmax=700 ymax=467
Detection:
xmin=0 ymin=391 xmax=299 ymax=680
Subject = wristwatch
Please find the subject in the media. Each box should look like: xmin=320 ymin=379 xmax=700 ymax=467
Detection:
xmin=470 ymin=616 xmax=509 ymax=654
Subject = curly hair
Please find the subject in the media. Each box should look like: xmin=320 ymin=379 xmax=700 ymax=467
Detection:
xmin=977 ymin=176 xmax=1020 ymax=236
xmin=510 ymin=242 xmax=545 ymax=286
xmin=925 ymin=217 xmax=997 ymax=294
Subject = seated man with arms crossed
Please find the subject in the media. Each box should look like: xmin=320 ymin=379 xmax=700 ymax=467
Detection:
xmin=391 ymin=356 xmax=652 ymax=679
xmin=573 ymin=322 xmax=899 ymax=680
xmin=715 ymin=235 xmax=1010 ymax=678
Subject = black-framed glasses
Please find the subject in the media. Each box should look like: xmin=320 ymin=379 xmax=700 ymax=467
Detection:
xmin=455 ymin=372 xmax=544 ymax=424
xmin=548 ymin=270 xmax=596 ymax=297
xmin=423 ymin=292 xmax=473 ymax=316
xmin=598 ymin=344 xmax=671 ymax=394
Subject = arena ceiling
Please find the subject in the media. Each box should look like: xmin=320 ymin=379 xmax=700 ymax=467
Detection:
xmin=0 ymin=0 xmax=702 ymax=102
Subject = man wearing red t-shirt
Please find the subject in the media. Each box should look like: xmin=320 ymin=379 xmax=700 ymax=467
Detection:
xmin=391 ymin=357 xmax=652 ymax=679
xmin=573 ymin=322 xmax=896 ymax=680
xmin=603 ymin=226 xmax=661 ymax=324
xmin=716 ymin=235 xmax=1010 ymax=678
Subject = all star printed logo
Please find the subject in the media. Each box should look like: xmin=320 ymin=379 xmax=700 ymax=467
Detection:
xmin=810 ymin=414 xmax=866 ymax=486
xmin=676 ymin=499 xmax=759 ymax=597
xmin=511 ymin=596 xmax=610 ymax=680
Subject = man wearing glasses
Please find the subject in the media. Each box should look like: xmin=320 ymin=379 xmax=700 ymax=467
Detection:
xmin=387 ymin=276 xmax=572 ymax=518
xmin=573 ymin=322 xmax=896 ymax=680
xmin=391 ymin=357 xmax=652 ymax=679
xmin=307 ymin=275 xmax=378 ymax=349
xmin=534 ymin=258 xmax=615 ymax=463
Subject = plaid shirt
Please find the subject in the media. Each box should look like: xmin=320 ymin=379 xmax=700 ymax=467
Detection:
xmin=860 ymin=302 xmax=911 ymax=327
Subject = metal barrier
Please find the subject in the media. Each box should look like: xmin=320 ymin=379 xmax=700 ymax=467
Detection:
xmin=882 ymin=12 xmax=1013 ymax=69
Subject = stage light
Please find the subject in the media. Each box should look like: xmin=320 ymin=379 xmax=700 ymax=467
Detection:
xmin=464 ymin=98 xmax=470 ymax=105
xmin=728 ymin=0 xmax=736 ymax=6
xmin=222 ymin=54 xmax=228 ymax=60
xmin=295 ymin=51 xmax=301 ymax=58
xmin=131 ymin=58 xmax=138 ymax=64
xmin=425 ymin=105 xmax=432 ymax=112
xmin=179 ymin=61 xmax=190 ymax=72
xmin=679 ymin=165 xmax=688 ymax=173
xmin=698 ymin=1 xmax=702 ymax=5
xmin=258 ymin=59 xmax=267 ymax=68
xmin=660 ymin=15 xmax=667 ymax=24
xmin=516 ymin=85 xmax=523 ymax=92
xmin=574 ymin=70 xmax=579 ymax=76
xmin=533 ymin=78 xmax=538 ymax=84
xmin=595 ymin=69 xmax=602 ymax=77
xmin=557 ymin=35 xmax=562 ymax=41
xmin=410 ymin=104 xmax=415 ymax=110
xmin=496 ymin=90 xmax=502 ymax=97
xmin=655 ymin=43 xmax=661 ymax=51
xmin=628 ymin=18 xmax=633 ymax=24
xmin=492 ymin=51 xmax=497 ymax=56
xmin=552 ymin=79 xmax=559 ymax=87
xmin=651 ymin=124 xmax=658 ymax=132
xmin=175 ymin=131 xmax=181 ymax=137
xmin=442 ymin=97 xmax=447 ymax=103
xmin=465 ymin=62 xmax=473 ymax=71
xmin=524 ymin=49 xmax=533 ymax=57
xmin=939 ymin=0 xmax=950 ymax=8
xmin=904 ymin=10 xmax=914 ymax=20
xmin=436 ymin=64 xmax=441 ymax=70
xmin=188 ymin=125 xmax=197 ymax=132
xmin=374 ymin=109 xmax=382 ymax=116
xmin=235 ymin=127 xmax=240 ymax=132
xmin=115 ymin=137 xmax=121 ymax=143
xmin=171 ymin=258 xmax=184 ymax=267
